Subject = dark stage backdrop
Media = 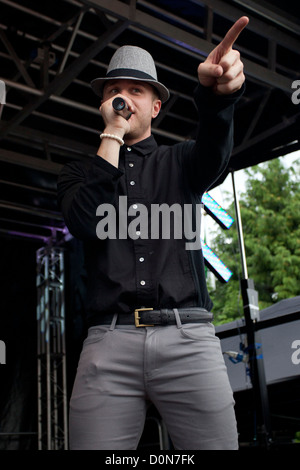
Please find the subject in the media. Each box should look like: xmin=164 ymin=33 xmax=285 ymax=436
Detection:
xmin=0 ymin=237 xmax=40 ymax=449
xmin=0 ymin=236 xmax=87 ymax=450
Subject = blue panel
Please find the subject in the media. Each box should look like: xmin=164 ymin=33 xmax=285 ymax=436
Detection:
xmin=202 ymin=193 xmax=234 ymax=230
xmin=202 ymin=239 xmax=233 ymax=283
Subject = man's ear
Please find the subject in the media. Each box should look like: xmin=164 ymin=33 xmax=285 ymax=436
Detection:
xmin=152 ymin=99 xmax=161 ymax=119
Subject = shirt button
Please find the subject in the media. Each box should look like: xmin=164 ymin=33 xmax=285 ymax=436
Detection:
xmin=129 ymin=163 xmax=134 ymax=167
xmin=127 ymin=147 xmax=132 ymax=152
xmin=140 ymin=280 xmax=146 ymax=286
xmin=139 ymin=257 xmax=144 ymax=262
xmin=130 ymin=181 xmax=135 ymax=186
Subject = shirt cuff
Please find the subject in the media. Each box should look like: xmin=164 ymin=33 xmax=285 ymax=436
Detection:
xmin=194 ymin=82 xmax=245 ymax=112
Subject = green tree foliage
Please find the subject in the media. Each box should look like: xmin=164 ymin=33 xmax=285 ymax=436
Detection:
xmin=208 ymin=157 xmax=300 ymax=325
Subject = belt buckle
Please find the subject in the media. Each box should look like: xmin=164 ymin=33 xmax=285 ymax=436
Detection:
xmin=134 ymin=308 xmax=154 ymax=327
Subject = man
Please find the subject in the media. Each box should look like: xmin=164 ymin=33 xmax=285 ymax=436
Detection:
xmin=58 ymin=17 xmax=249 ymax=450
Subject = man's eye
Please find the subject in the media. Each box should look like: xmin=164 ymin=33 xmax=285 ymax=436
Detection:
xmin=106 ymin=88 xmax=118 ymax=95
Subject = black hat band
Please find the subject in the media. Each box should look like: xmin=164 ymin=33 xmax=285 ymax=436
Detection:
xmin=106 ymin=68 xmax=156 ymax=81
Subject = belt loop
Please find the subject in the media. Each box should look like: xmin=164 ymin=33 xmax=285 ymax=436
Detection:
xmin=109 ymin=313 xmax=118 ymax=331
xmin=173 ymin=308 xmax=182 ymax=329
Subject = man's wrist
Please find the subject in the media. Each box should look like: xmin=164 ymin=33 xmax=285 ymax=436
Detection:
xmin=103 ymin=125 xmax=125 ymax=140
xmin=100 ymin=133 xmax=124 ymax=146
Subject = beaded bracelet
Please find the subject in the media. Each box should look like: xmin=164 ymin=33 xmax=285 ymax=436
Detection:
xmin=100 ymin=133 xmax=124 ymax=146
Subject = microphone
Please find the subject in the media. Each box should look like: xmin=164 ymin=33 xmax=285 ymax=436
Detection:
xmin=112 ymin=97 xmax=126 ymax=111
xmin=112 ymin=97 xmax=132 ymax=120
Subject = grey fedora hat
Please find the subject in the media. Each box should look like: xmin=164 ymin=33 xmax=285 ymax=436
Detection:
xmin=91 ymin=45 xmax=170 ymax=103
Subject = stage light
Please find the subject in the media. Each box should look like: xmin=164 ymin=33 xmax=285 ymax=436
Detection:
xmin=202 ymin=239 xmax=233 ymax=283
xmin=202 ymin=193 xmax=234 ymax=230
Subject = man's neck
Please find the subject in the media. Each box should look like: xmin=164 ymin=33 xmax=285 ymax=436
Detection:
xmin=124 ymin=130 xmax=152 ymax=147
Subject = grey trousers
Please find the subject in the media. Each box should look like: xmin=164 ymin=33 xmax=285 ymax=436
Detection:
xmin=69 ymin=314 xmax=238 ymax=450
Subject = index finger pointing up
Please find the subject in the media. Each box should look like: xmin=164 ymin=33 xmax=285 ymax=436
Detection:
xmin=220 ymin=16 xmax=249 ymax=52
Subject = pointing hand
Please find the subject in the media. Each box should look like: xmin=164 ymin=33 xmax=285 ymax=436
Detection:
xmin=197 ymin=16 xmax=249 ymax=95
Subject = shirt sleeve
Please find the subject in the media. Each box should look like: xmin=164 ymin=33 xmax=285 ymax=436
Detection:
xmin=57 ymin=155 xmax=123 ymax=240
xmin=182 ymin=83 xmax=244 ymax=195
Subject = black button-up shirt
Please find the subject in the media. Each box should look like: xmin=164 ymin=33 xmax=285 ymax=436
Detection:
xmin=58 ymin=85 xmax=243 ymax=327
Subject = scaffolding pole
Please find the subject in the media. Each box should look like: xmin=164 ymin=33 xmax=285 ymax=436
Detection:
xmin=36 ymin=245 xmax=68 ymax=450
xmin=231 ymin=171 xmax=272 ymax=447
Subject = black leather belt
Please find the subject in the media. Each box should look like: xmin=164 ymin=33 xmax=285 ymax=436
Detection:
xmin=100 ymin=308 xmax=213 ymax=327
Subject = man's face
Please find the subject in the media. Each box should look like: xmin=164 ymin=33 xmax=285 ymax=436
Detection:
xmin=102 ymin=79 xmax=161 ymax=143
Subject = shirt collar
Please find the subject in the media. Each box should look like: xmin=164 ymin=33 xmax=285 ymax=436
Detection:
xmin=122 ymin=135 xmax=158 ymax=156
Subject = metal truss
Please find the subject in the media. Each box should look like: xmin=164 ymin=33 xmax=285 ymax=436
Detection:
xmin=36 ymin=245 xmax=68 ymax=450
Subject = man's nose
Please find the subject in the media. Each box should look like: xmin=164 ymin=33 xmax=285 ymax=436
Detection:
xmin=120 ymin=89 xmax=130 ymax=99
